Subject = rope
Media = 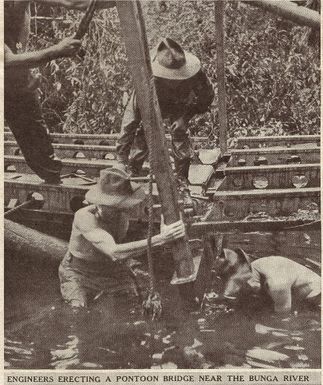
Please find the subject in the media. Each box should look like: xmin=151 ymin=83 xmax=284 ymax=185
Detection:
xmin=146 ymin=77 xmax=159 ymax=293
xmin=147 ymin=168 xmax=155 ymax=291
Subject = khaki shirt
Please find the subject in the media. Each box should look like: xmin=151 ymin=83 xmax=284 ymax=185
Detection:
xmin=121 ymin=70 xmax=214 ymax=133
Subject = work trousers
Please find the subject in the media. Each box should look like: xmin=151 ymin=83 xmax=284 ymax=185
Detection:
xmin=59 ymin=252 xmax=141 ymax=308
xmin=4 ymin=88 xmax=62 ymax=181
xmin=117 ymin=124 xmax=194 ymax=180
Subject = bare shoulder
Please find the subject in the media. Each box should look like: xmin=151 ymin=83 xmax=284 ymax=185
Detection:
xmin=252 ymin=256 xmax=294 ymax=275
xmin=73 ymin=205 xmax=98 ymax=232
xmin=254 ymin=256 xmax=294 ymax=267
xmin=253 ymin=256 xmax=316 ymax=277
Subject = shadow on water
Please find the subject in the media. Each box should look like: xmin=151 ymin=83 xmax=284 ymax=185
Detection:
xmin=4 ymin=229 xmax=321 ymax=369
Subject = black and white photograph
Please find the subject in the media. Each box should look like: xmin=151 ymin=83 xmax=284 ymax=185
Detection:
xmin=3 ymin=0 xmax=321 ymax=379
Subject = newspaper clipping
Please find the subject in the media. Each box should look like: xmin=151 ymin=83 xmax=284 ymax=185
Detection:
xmin=2 ymin=0 xmax=321 ymax=385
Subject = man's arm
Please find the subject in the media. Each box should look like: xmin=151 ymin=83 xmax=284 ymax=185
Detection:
xmin=267 ymin=279 xmax=292 ymax=314
xmin=183 ymin=70 xmax=215 ymax=123
xmin=4 ymin=38 xmax=81 ymax=69
xmin=82 ymin=220 xmax=185 ymax=261
xmin=37 ymin=0 xmax=115 ymax=10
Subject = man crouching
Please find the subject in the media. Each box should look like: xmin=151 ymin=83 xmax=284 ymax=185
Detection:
xmin=59 ymin=167 xmax=185 ymax=309
xmin=216 ymin=248 xmax=321 ymax=314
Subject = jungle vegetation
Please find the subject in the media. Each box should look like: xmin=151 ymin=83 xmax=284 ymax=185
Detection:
xmin=29 ymin=1 xmax=320 ymax=145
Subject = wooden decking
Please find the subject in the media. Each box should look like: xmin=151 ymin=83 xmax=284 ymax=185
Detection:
xmin=4 ymin=129 xmax=321 ymax=228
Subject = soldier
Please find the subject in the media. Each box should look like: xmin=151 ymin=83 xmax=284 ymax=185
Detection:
xmin=59 ymin=168 xmax=185 ymax=309
xmin=4 ymin=0 xmax=114 ymax=183
xmin=116 ymin=37 xmax=214 ymax=202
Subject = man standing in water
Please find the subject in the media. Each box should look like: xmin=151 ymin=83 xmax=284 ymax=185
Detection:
xmin=59 ymin=168 xmax=186 ymax=309
xmin=217 ymin=248 xmax=321 ymax=314
xmin=116 ymin=37 xmax=214 ymax=203
xmin=4 ymin=0 xmax=115 ymax=184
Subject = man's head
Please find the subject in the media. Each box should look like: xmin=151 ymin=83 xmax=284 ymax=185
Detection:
xmin=151 ymin=37 xmax=201 ymax=81
xmin=216 ymin=248 xmax=253 ymax=299
xmin=85 ymin=168 xmax=146 ymax=214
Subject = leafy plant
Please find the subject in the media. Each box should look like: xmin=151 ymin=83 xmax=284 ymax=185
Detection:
xmin=29 ymin=1 xmax=320 ymax=141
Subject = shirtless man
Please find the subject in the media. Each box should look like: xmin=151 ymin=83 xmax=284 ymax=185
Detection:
xmin=216 ymin=248 xmax=321 ymax=314
xmin=59 ymin=168 xmax=186 ymax=309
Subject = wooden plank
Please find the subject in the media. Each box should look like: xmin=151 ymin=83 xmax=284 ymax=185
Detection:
xmin=5 ymin=202 xmax=196 ymax=231
xmin=8 ymin=210 xmax=75 ymax=233
xmin=6 ymin=154 xmax=216 ymax=182
xmin=218 ymin=163 xmax=320 ymax=190
xmin=4 ymin=155 xmax=144 ymax=179
xmin=4 ymin=172 xmax=151 ymax=215
xmin=6 ymin=207 xmax=321 ymax=242
xmin=4 ymin=141 xmax=118 ymax=160
xmin=4 ymin=131 xmax=210 ymax=147
xmin=197 ymin=148 xmax=222 ymax=165
xmin=223 ymin=231 xmax=321 ymax=268
xmin=5 ymin=144 xmax=213 ymax=166
xmin=189 ymin=219 xmax=321 ymax=237
xmin=236 ymin=134 xmax=320 ymax=149
xmin=3 ymin=177 xmax=150 ymax=221
xmin=228 ymin=145 xmax=320 ymax=166
xmin=188 ymin=164 xmax=214 ymax=186
xmin=117 ymin=1 xmax=195 ymax=283
xmin=205 ymin=187 xmax=320 ymax=220
xmin=4 ymin=174 xmax=94 ymax=214
xmin=5 ymin=155 xmax=118 ymax=177
xmin=4 ymin=174 xmax=194 ymax=225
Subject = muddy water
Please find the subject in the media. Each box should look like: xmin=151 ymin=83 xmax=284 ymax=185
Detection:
xmin=4 ymin=229 xmax=321 ymax=369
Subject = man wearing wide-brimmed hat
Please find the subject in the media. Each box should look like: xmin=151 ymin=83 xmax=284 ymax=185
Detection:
xmin=59 ymin=167 xmax=185 ymax=309
xmin=116 ymin=38 xmax=214 ymax=200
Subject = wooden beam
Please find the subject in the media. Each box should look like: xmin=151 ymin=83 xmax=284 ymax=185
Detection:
xmin=189 ymin=219 xmax=321 ymax=237
xmin=236 ymin=134 xmax=320 ymax=149
xmin=205 ymin=186 xmax=320 ymax=220
xmin=243 ymin=0 xmax=320 ymax=29
xmin=6 ymin=208 xmax=320 ymax=240
xmin=5 ymin=155 xmax=119 ymax=177
xmin=4 ymin=203 xmax=196 ymax=235
xmin=228 ymin=145 xmax=320 ymax=166
xmin=5 ymin=141 xmax=117 ymax=160
xmin=4 ymin=173 xmax=166 ymax=214
xmin=4 ymin=176 xmax=171 ymax=225
xmin=218 ymin=163 xmax=320 ymax=190
xmin=214 ymin=0 xmax=228 ymax=154
xmin=116 ymin=1 xmax=196 ymax=284
xmin=4 ymin=131 xmax=209 ymax=147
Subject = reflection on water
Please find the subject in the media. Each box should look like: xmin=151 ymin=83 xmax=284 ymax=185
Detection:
xmin=4 ymin=230 xmax=321 ymax=369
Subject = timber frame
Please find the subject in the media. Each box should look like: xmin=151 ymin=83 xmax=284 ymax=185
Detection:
xmin=4 ymin=0 xmax=321 ymax=295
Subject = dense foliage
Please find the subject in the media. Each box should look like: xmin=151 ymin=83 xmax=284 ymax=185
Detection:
xmin=29 ymin=1 xmax=320 ymax=142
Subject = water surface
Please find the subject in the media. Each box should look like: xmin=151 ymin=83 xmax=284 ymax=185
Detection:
xmin=4 ymin=229 xmax=321 ymax=369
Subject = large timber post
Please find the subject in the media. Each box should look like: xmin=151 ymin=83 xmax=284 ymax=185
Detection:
xmin=214 ymin=0 xmax=228 ymax=154
xmin=116 ymin=1 xmax=197 ymax=285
